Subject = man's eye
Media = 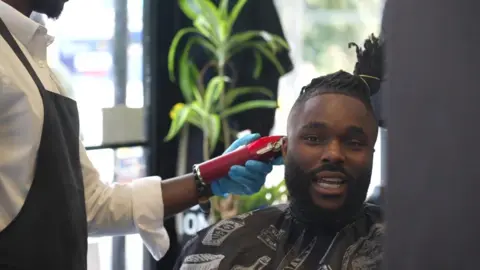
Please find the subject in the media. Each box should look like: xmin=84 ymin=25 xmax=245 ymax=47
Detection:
xmin=346 ymin=140 xmax=364 ymax=147
xmin=303 ymin=135 xmax=322 ymax=143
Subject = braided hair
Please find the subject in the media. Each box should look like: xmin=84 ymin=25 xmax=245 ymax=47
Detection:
xmin=293 ymin=34 xmax=384 ymax=116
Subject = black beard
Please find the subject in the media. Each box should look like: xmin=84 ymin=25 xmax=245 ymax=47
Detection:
xmin=285 ymin=155 xmax=372 ymax=230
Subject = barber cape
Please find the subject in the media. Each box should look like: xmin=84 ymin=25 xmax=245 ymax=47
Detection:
xmin=174 ymin=204 xmax=384 ymax=270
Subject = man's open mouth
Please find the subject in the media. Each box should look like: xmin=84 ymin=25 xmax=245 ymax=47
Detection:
xmin=312 ymin=171 xmax=348 ymax=195
xmin=315 ymin=178 xmax=346 ymax=189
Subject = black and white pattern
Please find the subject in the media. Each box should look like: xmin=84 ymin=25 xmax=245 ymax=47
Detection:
xmin=202 ymin=213 xmax=253 ymax=246
xmin=341 ymin=223 xmax=385 ymax=270
xmin=231 ymin=256 xmax=271 ymax=270
xmin=180 ymin=254 xmax=225 ymax=270
xmin=282 ymin=237 xmax=317 ymax=270
xmin=175 ymin=204 xmax=384 ymax=270
xmin=257 ymin=225 xmax=286 ymax=251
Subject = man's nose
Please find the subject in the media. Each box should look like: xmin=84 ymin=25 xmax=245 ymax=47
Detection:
xmin=321 ymin=140 xmax=345 ymax=164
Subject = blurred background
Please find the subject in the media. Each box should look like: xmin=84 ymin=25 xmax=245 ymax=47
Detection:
xmin=39 ymin=0 xmax=385 ymax=269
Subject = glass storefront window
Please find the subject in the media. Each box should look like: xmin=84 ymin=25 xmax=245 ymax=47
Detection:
xmin=45 ymin=0 xmax=145 ymax=269
xmin=46 ymin=0 xmax=144 ymax=147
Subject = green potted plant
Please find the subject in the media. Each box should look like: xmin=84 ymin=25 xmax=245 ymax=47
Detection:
xmin=165 ymin=0 xmax=289 ymax=221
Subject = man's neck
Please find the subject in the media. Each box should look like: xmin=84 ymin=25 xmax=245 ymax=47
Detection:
xmin=2 ymin=0 xmax=32 ymax=17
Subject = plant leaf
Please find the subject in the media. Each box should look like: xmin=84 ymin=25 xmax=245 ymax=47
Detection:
xmin=226 ymin=31 xmax=289 ymax=60
xmin=164 ymin=105 xmax=192 ymax=141
xmin=204 ymin=75 xmax=228 ymax=112
xmin=195 ymin=0 xmax=223 ymax=40
xmin=178 ymin=58 xmax=194 ymax=103
xmin=193 ymin=16 xmax=218 ymax=44
xmin=191 ymin=101 xmax=210 ymax=119
xmin=227 ymin=0 xmax=247 ymax=30
xmin=228 ymin=41 xmax=286 ymax=75
xmin=207 ymin=114 xmax=221 ymax=153
xmin=219 ymin=0 xmax=229 ymax=19
xmin=178 ymin=0 xmax=201 ymax=21
xmin=178 ymin=36 xmax=216 ymax=103
xmin=224 ymin=86 xmax=274 ymax=107
xmin=251 ymin=43 xmax=286 ymax=75
xmin=220 ymin=100 xmax=278 ymax=118
xmin=253 ymin=50 xmax=262 ymax=79
xmin=189 ymin=65 xmax=204 ymax=106
xmin=226 ymin=31 xmax=262 ymax=50
xmin=186 ymin=108 xmax=204 ymax=128
xmin=168 ymin=27 xmax=200 ymax=81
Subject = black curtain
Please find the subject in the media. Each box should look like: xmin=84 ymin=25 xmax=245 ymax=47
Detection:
xmin=383 ymin=0 xmax=480 ymax=269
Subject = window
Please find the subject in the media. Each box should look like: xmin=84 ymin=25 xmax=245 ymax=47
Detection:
xmin=267 ymin=0 xmax=385 ymax=196
xmin=46 ymin=0 xmax=145 ymax=269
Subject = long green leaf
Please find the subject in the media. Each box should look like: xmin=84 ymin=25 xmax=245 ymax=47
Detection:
xmin=189 ymin=64 xmax=204 ymax=106
xmin=226 ymin=31 xmax=262 ymax=50
xmin=219 ymin=0 xmax=229 ymax=19
xmin=204 ymin=76 xmax=228 ymax=112
xmin=178 ymin=58 xmax=194 ymax=102
xmin=191 ymin=102 xmax=210 ymax=119
xmin=254 ymin=43 xmax=286 ymax=74
xmin=229 ymin=41 xmax=286 ymax=75
xmin=192 ymin=36 xmax=217 ymax=53
xmin=178 ymin=36 xmax=216 ymax=102
xmin=253 ymin=50 xmax=262 ymax=79
xmin=195 ymin=0 xmax=222 ymax=39
xmin=178 ymin=38 xmax=198 ymax=102
xmin=186 ymin=107 xmax=204 ymax=128
xmin=207 ymin=114 xmax=221 ymax=153
xmin=164 ymin=105 xmax=192 ymax=141
xmin=193 ymin=16 xmax=218 ymax=44
xmin=168 ymin=27 xmax=200 ymax=81
xmin=226 ymin=31 xmax=289 ymax=57
xmin=224 ymin=86 xmax=274 ymax=107
xmin=226 ymin=31 xmax=289 ymax=58
xmin=247 ymin=42 xmax=286 ymax=75
xmin=178 ymin=0 xmax=201 ymax=20
xmin=220 ymin=100 xmax=278 ymax=118
xmin=227 ymin=0 xmax=247 ymax=30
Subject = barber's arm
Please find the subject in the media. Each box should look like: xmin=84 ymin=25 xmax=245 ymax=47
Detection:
xmin=82 ymin=133 xmax=279 ymax=260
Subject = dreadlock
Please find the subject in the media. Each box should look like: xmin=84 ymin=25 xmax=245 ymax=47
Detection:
xmin=293 ymin=34 xmax=384 ymax=114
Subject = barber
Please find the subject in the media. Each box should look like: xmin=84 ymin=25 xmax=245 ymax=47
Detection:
xmin=0 ymin=1 xmax=281 ymax=269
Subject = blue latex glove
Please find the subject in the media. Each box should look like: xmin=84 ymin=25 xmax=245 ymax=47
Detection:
xmin=211 ymin=133 xmax=284 ymax=197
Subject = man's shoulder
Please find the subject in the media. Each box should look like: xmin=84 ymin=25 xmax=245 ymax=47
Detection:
xmin=188 ymin=204 xmax=288 ymax=247
xmin=364 ymin=203 xmax=384 ymax=223
xmin=198 ymin=204 xmax=288 ymax=234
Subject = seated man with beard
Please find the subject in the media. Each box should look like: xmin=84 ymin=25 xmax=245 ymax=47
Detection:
xmin=174 ymin=34 xmax=384 ymax=270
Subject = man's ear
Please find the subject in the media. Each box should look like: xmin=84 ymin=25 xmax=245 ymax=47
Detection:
xmin=281 ymin=137 xmax=288 ymax=163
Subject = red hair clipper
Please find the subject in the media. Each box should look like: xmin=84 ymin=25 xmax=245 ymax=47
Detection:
xmin=193 ymin=135 xmax=285 ymax=184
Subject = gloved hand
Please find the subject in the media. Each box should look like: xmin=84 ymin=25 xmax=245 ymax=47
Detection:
xmin=211 ymin=133 xmax=283 ymax=197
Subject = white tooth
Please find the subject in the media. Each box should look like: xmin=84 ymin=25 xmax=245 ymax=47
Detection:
xmin=319 ymin=182 xmax=341 ymax=189
xmin=322 ymin=178 xmax=342 ymax=183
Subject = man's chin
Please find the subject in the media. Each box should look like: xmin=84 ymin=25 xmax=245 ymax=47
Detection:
xmin=309 ymin=187 xmax=347 ymax=211
xmin=311 ymin=195 xmax=346 ymax=212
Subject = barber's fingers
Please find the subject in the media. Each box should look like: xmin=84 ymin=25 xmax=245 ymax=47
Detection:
xmin=245 ymin=160 xmax=273 ymax=175
xmin=228 ymin=165 xmax=266 ymax=194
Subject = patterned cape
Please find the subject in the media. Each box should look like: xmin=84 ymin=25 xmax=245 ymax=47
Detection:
xmin=174 ymin=204 xmax=384 ymax=270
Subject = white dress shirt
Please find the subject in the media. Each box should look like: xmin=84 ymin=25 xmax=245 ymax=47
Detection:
xmin=0 ymin=2 xmax=168 ymax=260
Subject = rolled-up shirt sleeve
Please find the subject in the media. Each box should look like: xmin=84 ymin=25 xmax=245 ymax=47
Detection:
xmin=80 ymin=141 xmax=169 ymax=260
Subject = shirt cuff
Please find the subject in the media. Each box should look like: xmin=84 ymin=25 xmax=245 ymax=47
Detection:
xmin=131 ymin=176 xmax=170 ymax=260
